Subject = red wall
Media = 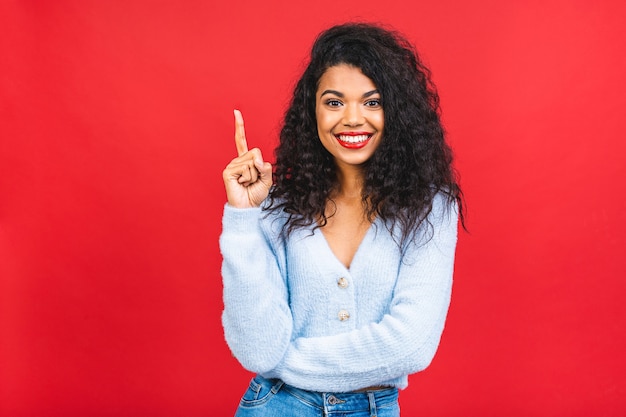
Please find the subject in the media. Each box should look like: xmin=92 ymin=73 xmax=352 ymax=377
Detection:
xmin=1 ymin=1 xmax=625 ymax=415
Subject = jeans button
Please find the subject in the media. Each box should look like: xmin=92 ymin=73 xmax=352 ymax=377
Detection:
xmin=327 ymin=395 xmax=346 ymax=405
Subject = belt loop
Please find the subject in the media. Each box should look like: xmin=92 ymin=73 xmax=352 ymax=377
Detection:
xmin=322 ymin=393 xmax=329 ymax=417
xmin=368 ymin=391 xmax=377 ymax=417
xmin=270 ymin=379 xmax=284 ymax=394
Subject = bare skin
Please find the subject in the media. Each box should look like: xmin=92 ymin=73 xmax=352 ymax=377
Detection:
xmin=320 ymin=173 xmax=371 ymax=269
xmin=222 ymin=109 xmax=273 ymax=209
xmin=315 ymin=64 xmax=384 ymax=269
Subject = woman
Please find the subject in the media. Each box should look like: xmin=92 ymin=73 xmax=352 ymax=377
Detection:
xmin=221 ymin=22 xmax=464 ymax=416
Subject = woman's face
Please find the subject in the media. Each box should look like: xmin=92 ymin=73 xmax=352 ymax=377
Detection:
xmin=315 ymin=64 xmax=384 ymax=170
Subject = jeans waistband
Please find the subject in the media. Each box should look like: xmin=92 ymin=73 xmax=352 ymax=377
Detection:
xmin=269 ymin=377 xmax=398 ymax=414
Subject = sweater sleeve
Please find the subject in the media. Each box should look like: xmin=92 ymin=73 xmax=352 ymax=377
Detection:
xmin=267 ymin=195 xmax=458 ymax=392
xmin=220 ymin=204 xmax=292 ymax=373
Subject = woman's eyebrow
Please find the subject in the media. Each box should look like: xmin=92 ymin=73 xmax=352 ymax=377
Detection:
xmin=320 ymin=89 xmax=380 ymax=98
xmin=362 ymin=90 xmax=379 ymax=98
xmin=320 ymin=89 xmax=343 ymax=97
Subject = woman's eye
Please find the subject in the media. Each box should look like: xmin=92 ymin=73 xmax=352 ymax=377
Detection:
xmin=365 ymin=99 xmax=381 ymax=107
xmin=325 ymin=99 xmax=342 ymax=107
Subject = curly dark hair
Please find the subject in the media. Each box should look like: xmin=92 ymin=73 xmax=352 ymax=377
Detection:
xmin=266 ymin=22 xmax=464 ymax=245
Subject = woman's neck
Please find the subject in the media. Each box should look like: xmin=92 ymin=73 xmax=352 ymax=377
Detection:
xmin=333 ymin=164 xmax=365 ymax=200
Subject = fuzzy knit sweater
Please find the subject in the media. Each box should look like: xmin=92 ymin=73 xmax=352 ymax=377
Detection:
xmin=220 ymin=193 xmax=458 ymax=393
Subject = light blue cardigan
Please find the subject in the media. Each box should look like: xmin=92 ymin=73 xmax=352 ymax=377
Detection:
xmin=220 ymin=193 xmax=458 ymax=393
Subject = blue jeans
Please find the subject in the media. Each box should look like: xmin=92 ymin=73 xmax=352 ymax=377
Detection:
xmin=234 ymin=375 xmax=400 ymax=416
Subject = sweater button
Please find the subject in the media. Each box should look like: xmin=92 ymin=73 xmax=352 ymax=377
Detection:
xmin=338 ymin=310 xmax=350 ymax=321
xmin=337 ymin=277 xmax=349 ymax=288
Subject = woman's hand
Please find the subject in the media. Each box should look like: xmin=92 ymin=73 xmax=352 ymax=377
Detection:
xmin=222 ymin=110 xmax=273 ymax=208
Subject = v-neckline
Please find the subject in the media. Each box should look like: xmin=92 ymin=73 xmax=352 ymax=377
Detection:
xmin=316 ymin=219 xmax=376 ymax=271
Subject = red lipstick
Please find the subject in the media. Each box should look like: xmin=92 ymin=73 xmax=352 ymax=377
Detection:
xmin=335 ymin=131 xmax=372 ymax=149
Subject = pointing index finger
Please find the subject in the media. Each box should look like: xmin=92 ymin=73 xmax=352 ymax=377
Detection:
xmin=233 ymin=109 xmax=248 ymax=156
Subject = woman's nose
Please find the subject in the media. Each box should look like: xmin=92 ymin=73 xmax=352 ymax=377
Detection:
xmin=343 ymin=104 xmax=364 ymax=126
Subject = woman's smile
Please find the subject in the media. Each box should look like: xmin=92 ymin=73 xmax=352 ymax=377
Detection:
xmin=335 ymin=131 xmax=373 ymax=149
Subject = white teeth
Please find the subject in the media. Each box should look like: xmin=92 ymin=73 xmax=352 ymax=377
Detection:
xmin=338 ymin=134 xmax=369 ymax=143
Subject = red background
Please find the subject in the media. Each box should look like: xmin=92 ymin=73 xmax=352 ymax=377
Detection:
xmin=1 ymin=1 xmax=625 ymax=416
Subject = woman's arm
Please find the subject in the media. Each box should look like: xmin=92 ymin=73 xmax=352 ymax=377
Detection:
xmin=220 ymin=205 xmax=292 ymax=374
xmin=267 ymin=195 xmax=458 ymax=392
